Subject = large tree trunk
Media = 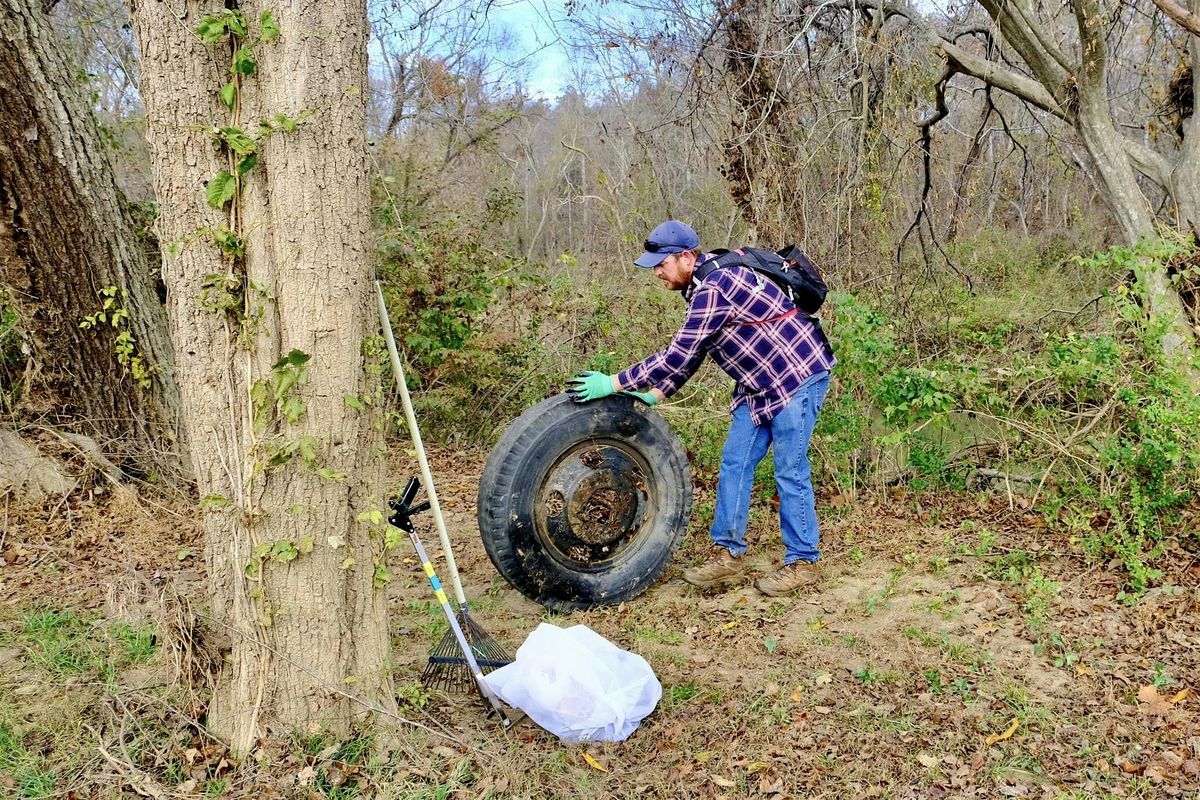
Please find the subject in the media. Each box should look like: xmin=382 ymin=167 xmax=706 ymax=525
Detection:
xmin=1068 ymin=0 xmax=1199 ymax=376
xmin=130 ymin=0 xmax=395 ymax=750
xmin=0 ymin=0 xmax=184 ymax=477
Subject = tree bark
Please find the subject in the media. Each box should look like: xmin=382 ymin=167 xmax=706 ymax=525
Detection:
xmin=1169 ymin=0 xmax=1200 ymax=236
xmin=0 ymin=0 xmax=184 ymax=478
xmin=130 ymin=0 xmax=395 ymax=750
xmin=1066 ymin=0 xmax=1199 ymax=370
xmin=720 ymin=0 xmax=787 ymax=243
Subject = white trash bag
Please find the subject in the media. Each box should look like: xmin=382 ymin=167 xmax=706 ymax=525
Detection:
xmin=481 ymin=622 xmax=661 ymax=742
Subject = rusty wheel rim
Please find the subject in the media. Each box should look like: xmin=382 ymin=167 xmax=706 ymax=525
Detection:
xmin=532 ymin=438 xmax=655 ymax=571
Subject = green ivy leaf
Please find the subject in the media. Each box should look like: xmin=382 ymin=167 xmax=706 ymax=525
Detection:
xmin=316 ymin=467 xmax=346 ymax=481
xmin=233 ymin=47 xmax=257 ymax=76
xmin=225 ymin=9 xmax=248 ymax=37
xmin=250 ymin=380 xmax=270 ymax=428
xmin=373 ymin=564 xmax=392 ymax=588
xmin=206 ymin=171 xmax=236 ymax=208
xmin=218 ymin=126 xmax=256 ymax=155
xmin=272 ymin=349 xmax=311 ymax=370
xmin=196 ymin=15 xmax=228 ymax=44
xmin=297 ymin=436 xmax=316 ymax=465
xmin=357 ymin=509 xmax=384 ymax=526
xmin=282 ymin=396 xmax=305 ymax=425
xmin=384 ymin=526 xmax=404 ymax=551
xmin=199 ymin=494 xmax=230 ymax=510
xmin=219 ymin=81 xmax=237 ymax=109
xmin=260 ymin=10 xmax=280 ymax=43
xmin=298 ymin=535 xmax=314 ymax=555
xmin=236 ymin=152 xmax=257 ymax=177
xmin=275 ymin=113 xmax=298 ymax=133
xmin=271 ymin=540 xmax=299 ymax=562
xmin=286 ymin=349 xmax=312 ymax=366
xmin=343 ymin=394 xmax=364 ymax=411
xmin=273 ymin=372 xmax=298 ymax=400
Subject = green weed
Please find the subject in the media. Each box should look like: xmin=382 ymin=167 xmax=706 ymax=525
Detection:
xmin=668 ymin=681 xmax=698 ymax=704
xmin=0 ymin=721 xmax=56 ymax=799
xmin=902 ymin=626 xmax=938 ymax=647
xmin=860 ymin=566 xmax=905 ymax=615
xmin=396 ymin=680 xmax=431 ymax=709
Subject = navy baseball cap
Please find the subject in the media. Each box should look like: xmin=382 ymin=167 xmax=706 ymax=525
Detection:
xmin=634 ymin=220 xmax=700 ymax=268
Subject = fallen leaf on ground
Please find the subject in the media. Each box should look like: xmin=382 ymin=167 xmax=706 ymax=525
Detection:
xmin=917 ymin=753 xmax=939 ymax=768
xmin=814 ymin=706 xmax=833 ymax=714
xmin=747 ymin=761 xmax=770 ymax=774
xmin=759 ymin=776 xmax=785 ymax=794
xmin=985 ymin=717 xmax=1019 ymax=745
xmin=710 ymin=775 xmax=737 ymax=788
xmin=1170 ymin=688 xmax=1190 ymax=704
xmin=789 ymin=688 xmax=805 ymax=702
xmin=694 ymin=751 xmax=714 ymax=763
xmin=296 ymin=765 xmax=316 ymax=786
xmin=582 ymin=752 xmax=607 ymax=772
xmin=1137 ymin=685 xmax=1173 ymax=715
xmin=1074 ymin=663 xmax=1093 ymax=676
xmin=814 ymin=672 xmax=832 ymax=685
xmin=720 ymin=621 xmax=738 ymax=632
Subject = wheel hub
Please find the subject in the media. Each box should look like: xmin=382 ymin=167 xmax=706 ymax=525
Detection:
xmin=536 ymin=444 xmax=650 ymax=566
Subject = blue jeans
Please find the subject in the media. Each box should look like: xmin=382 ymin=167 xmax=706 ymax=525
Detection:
xmin=710 ymin=372 xmax=830 ymax=565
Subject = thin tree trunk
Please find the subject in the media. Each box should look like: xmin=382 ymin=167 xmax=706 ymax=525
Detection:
xmin=1169 ymin=0 xmax=1200 ymax=236
xmin=0 ymin=0 xmax=184 ymax=478
xmin=130 ymin=0 xmax=395 ymax=750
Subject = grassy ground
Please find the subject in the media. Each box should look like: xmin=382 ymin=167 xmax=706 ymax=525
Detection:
xmin=0 ymin=449 xmax=1197 ymax=799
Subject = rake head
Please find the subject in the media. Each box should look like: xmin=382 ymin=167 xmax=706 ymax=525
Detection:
xmin=421 ymin=608 xmax=513 ymax=694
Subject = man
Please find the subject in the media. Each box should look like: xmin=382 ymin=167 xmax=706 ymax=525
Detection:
xmin=567 ymin=220 xmax=835 ymax=596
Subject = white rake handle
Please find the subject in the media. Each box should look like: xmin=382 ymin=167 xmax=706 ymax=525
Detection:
xmin=375 ymin=281 xmax=468 ymax=608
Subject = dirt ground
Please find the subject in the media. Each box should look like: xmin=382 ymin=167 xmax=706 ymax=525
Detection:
xmin=1 ymin=447 xmax=1198 ymax=799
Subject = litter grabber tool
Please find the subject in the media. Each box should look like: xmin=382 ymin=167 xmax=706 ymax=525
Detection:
xmin=375 ymin=281 xmax=513 ymax=691
xmin=388 ymin=477 xmax=511 ymax=727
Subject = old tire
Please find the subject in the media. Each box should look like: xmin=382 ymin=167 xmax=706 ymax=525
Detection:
xmin=478 ymin=393 xmax=692 ymax=612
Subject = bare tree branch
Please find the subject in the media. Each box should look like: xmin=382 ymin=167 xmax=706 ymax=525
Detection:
xmin=1149 ymin=0 xmax=1200 ymax=36
xmin=938 ymin=38 xmax=1067 ymax=118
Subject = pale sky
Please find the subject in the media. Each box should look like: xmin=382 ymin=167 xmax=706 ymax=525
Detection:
xmin=489 ymin=0 xmax=572 ymax=100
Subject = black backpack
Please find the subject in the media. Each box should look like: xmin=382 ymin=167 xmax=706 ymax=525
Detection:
xmin=691 ymin=244 xmax=827 ymax=315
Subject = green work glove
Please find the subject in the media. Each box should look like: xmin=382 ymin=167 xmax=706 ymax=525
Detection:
xmin=566 ymin=371 xmax=616 ymax=403
xmin=621 ymin=390 xmax=658 ymax=406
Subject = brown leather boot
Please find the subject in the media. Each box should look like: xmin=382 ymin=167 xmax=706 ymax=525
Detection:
xmin=754 ymin=561 xmax=819 ymax=596
xmin=682 ymin=548 xmax=747 ymax=589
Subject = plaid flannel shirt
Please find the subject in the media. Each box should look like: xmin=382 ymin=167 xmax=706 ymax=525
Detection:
xmin=616 ymin=260 xmax=835 ymax=426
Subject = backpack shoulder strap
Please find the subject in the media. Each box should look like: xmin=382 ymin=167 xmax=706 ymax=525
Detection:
xmin=683 ymin=249 xmax=754 ymax=301
xmin=688 ymin=249 xmax=736 ymax=288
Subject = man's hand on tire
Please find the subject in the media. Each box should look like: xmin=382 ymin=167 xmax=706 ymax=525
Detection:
xmin=620 ymin=390 xmax=658 ymax=406
xmin=567 ymin=371 xmax=617 ymax=403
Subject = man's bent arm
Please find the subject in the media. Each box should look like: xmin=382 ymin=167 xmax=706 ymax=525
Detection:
xmin=616 ymin=284 xmax=732 ymax=395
